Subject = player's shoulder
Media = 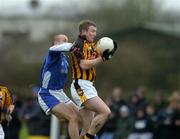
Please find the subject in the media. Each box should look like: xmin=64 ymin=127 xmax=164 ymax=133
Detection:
xmin=74 ymin=35 xmax=86 ymax=48
xmin=0 ymin=85 xmax=9 ymax=93
xmin=0 ymin=85 xmax=8 ymax=90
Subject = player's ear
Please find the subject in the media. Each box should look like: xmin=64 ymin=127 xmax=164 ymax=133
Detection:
xmin=81 ymin=29 xmax=87 ymax=35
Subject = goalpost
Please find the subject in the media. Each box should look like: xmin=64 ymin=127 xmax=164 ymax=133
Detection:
xmin=50 ymin=115 xmax=60 ymax=139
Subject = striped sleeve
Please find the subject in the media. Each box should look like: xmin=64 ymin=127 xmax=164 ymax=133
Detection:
xmin=71 ymin=37 xmax=85 ymax=61
xmin=4 ymin=87 xmax=13 ymax=107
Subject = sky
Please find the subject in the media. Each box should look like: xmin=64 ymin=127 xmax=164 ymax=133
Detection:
xmin=160 ymin=0 xmax=180 ymax=12
xmin=0 ymin=0 xmax=63 ymax=16
xmin=1 ymin=0 xmax=180 ymax=16
xmin=0 ymin=0 xmax=92 ymax=16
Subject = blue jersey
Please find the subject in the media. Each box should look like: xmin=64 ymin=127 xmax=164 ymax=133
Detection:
xmin=40 ymin=50 xmax=69 ymax=90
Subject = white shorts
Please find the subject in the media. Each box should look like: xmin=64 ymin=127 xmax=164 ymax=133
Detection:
xmin=71 ymin=79 xmax=98 ymax=109
xmin=38 ymin=88 xmax=72 ymax=115
xmin=0 ymin=124 xmax=4 ymax=139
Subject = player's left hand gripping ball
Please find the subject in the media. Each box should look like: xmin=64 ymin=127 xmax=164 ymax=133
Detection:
xmin=102 ymin=41 xmax=118 ymax=61
xmin=112 ymin=41 xmax=118 ymax=54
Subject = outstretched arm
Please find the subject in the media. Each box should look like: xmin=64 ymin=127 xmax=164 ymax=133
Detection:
xmin=49 ymin=43 xmax=73 ymax=52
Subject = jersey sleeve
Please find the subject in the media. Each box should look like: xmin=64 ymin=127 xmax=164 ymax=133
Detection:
xmin=4 ymin=87 xmax=13 ymax=107
xmin=49 ymin=43 xmax=73 ymax=52
xmin=71 ymin=36 xmax=85 ymax=61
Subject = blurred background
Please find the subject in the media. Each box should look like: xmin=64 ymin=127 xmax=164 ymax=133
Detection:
xmin=0 ymin=0 xmax=180 ymax=139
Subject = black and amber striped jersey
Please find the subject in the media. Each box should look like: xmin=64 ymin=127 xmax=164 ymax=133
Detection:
xmin=0 ymin=86 xmax=13 ymax=122
xmin=71 ymin=35 xmax=100 ymax=82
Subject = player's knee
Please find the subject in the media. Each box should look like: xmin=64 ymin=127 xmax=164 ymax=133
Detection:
xmin=105 ymin=107 xmax=111 ymax=118
xmin=69 ymin=112 xmax=79 ymax=123
xmin=101 ymin=107 xmax=111 ymax=119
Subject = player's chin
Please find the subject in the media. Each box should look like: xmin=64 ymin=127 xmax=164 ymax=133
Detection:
xmin=88 ymin=37 xmax=94 ymax=43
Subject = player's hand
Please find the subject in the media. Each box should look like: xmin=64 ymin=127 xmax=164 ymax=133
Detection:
xmin=7 ymin=105 xmax=15 ymax=114
xmin=101 ymin=49 xmax=113 ymax=61
xmin=112 ymin=41 xmax=118 ymax=53
xmin=101 ymin=41 xmax=118 ymax=61
xmin=5 ymin=114 xmax=12 ymax=122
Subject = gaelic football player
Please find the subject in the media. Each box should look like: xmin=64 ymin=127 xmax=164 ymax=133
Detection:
xmin=70 ymin=20 xmax=117 ymax=139
xmin=38 ymin=34 xmax=80 ymax=139
xmin=0 ymin=85 xmax=14 ymax=139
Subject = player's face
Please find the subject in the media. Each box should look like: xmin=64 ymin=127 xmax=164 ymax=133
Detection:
xmin=54 ymin=36 xmax=68 ymax=45
xmin=86 ymin=26 xmax=96 ymax=43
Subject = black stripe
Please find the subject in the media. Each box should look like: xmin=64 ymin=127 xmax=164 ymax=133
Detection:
xmin=85 ymin=44 xmax=88 ymax=59
xmin=74 ymin=79 xmax=80 ymax=90
xmin=77 ymin=39 xmax=84 ymax=79
xmin=86 ymin=133 xmax=94 ymax=139
xmin=71 ymin=54 xmax=77 ymax=79
xmin=0 ymin=104 xmax=1 ymax=122
xmin=86 ymin=46 xmax=91 ymax=80
xmin=78 ymin=60 xmax=83 ymax=79
xmin=74 ymin=79 xmax=85 ymax=97
xmin=86 ymin=70 xmax=89 ymax=81
xmin=4 ymin=91 xmax=6 ymax=109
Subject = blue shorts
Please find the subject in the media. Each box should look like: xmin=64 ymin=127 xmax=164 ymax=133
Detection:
xmin=38 ymin=88 xmax=71 ymax=115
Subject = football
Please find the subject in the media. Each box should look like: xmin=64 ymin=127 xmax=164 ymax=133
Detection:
xmin=96 ymin=37 xmax=114 ymax=54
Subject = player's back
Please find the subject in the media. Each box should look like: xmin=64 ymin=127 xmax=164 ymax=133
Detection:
xmin=40 ymin=51 xmax=68 ymax=90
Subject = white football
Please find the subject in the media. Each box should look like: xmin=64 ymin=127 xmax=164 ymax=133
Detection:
xmin=96 ymin=37 xmax=114 ymax=54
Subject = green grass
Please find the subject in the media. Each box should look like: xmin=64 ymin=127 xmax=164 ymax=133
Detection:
xmin=19 ymin=123 xmax=28 ymax=139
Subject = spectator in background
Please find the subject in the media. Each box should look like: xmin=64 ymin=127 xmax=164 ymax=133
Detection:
xmin=156 ymin=91 xmax=179 ymax=139
xmin=5 ymin=94 xmax=22 ymax=139
xmin=20 ymin=87 xmax=50 ymax=139
xmin=129 ymin=86 xmax=148 ymax=116
xmin=145 ymin=104 xmax=158 ymax=139
xmin=113 ymin=105 xmax=133 ymax=139
xmin=153 ymin=90 xmax=167 ymax=113
xmin=129 ymin=92 xmax=140 ymax=116
xmin=172 ymin=91 xmax=180 ymax=139
xmin=0 ymin=85 xmax=14 ymax=139
xmin=136 ymin=86 xmax=148 ymax=108
xmin=128 ymin=107 xmax=153 ymax=139
xmin=111 ymin=87 xmax=127 ymax=117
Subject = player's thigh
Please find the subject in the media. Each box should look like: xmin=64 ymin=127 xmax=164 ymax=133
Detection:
xmin=83 ymin=96 xmax=111 ymax=114
xmin=68 ymin=102 xmax=79 ymax=114
xmin=51 ymin=102 xmax=79 ymax=120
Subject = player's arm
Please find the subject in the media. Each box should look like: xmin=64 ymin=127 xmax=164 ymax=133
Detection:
xmin=80 ymin=47 xmax=118 ymax=69
xmin=4 ymin=87 xmax=14 ymax=123
xmin=80 ymin=57 xmax=103 ymax=70
xmin=4 ymin=87 xmax=14 ymax=114
xmin=80 ymin=48 xmax=117 ymax=70
xmin=80 ymin=41 xmax=118 ymax=69
xmin=49 ymin=43 xmax=73 ymax=52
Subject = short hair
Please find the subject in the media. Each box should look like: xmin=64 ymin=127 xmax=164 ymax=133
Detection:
xmin=53 ymin=34 xmax=68 ymax=45
xmin=79 ymin=20 xmax=96 ymax=34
